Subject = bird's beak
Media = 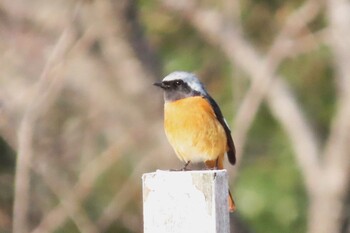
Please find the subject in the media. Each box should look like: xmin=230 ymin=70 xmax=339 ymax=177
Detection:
xmin=153 ymin=82 xmax=164 ymax=88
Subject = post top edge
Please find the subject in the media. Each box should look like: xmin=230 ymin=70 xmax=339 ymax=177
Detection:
xmin=142 ymin=169 xmax=228 ymax=177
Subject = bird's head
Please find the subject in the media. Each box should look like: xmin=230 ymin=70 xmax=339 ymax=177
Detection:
xmin=154 ymin=71 xmax=208 ymax=102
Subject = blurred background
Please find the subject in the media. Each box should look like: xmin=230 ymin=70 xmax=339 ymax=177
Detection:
xmin=0 ymin=0 xmax=350 ymax=233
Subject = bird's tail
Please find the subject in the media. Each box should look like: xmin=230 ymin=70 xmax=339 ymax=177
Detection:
xmin=228 ymin=189 xmax=236 ymax=212
xmin=205 ymin=157 xmax=236 ymax=212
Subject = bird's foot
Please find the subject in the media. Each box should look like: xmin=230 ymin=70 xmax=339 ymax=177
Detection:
xmin=170 ymin=161 xmax=191 ymax=171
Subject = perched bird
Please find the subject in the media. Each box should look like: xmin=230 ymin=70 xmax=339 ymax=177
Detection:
xmin=154 ymin=71 xmax=236 ymax=212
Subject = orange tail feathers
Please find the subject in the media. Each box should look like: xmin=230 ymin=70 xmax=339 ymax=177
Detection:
xmin=205 ymin=158 xmax=236 ymax=212
xmin=228 ymin=189 xmax=236 ymax=212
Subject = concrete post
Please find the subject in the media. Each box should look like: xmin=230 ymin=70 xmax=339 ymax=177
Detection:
xmin=142 ymin=170 xmax=230 ymax=233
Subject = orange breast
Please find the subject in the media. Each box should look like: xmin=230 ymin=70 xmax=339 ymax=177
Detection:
xmin=164 ymin=96 xmax=227 ymax=163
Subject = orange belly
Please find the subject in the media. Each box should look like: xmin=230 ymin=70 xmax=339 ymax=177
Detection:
xmin=164 ymin=96 xmax=227 ymax=164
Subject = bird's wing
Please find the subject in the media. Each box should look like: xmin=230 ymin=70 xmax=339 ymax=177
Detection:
xmin=204 ymin=95 xmax=236 ymax=165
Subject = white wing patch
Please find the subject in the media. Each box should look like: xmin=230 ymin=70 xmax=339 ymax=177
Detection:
xmin=223 ymin=118 xmax=231 ymax=130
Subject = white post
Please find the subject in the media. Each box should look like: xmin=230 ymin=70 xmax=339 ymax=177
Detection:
xmin=142 ymin=170 xmax=230 ymax=233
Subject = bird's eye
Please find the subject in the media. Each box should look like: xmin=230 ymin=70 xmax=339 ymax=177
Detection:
xmin=175 ymin=80 xmax=183 ymax=86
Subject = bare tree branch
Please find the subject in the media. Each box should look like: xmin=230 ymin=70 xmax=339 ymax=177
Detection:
xmin=307 ymin=1 xmax=350 ymax=233
xmin=96 ymin=152 xmax=157 ymax=231
xmin=111 ymin=0 xmax=162 ymax=79
xmin=233 ymin=0 xmax=322 ymax=165
xmin=12 ymin=20 xmax=75 ymax=233
xmin=161 ymin=0 xmax=321 ymax=195
xmin=324 ymin=0 xmax=350 ymax=173
xmin=33 ymin=163 xmax=99 ymax=233
xmin=3 ymin=1 xmax=350 ymax=233
xmin=31 ymin=137 xmax=132 ymax=233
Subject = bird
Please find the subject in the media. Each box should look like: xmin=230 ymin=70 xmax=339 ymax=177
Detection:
xmin=154 ymin=71 xmax=236 ymax=212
